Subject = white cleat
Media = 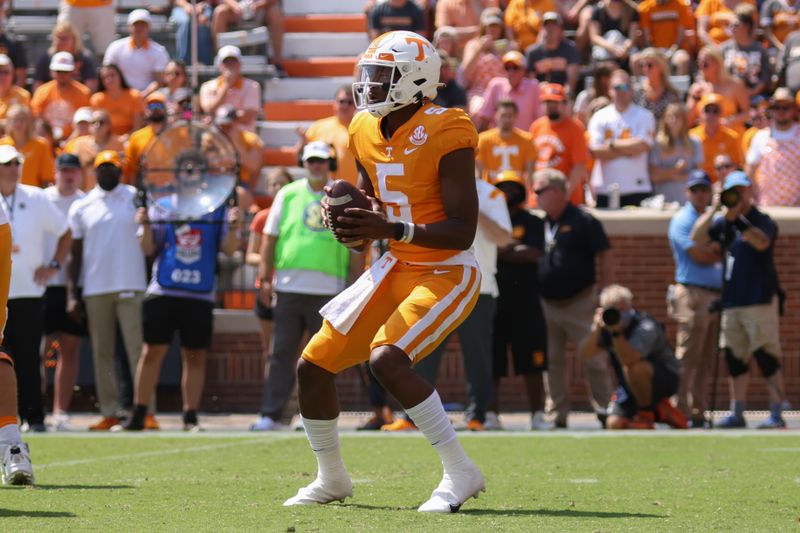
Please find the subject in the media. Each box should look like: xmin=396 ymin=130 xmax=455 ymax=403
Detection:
xmin=531 ymin=410 xmax=555 ymax=431
xmin=283 ymin=474 xmax=353 ymax=506
xmin=418 ymin=462 xmax=485 ymax=513
xmin=2 ymin=442 xmax=35 ymax=486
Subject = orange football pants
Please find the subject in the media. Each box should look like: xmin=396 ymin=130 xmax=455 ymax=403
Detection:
xmin=303 ymin=262 xmax=481 ymax=374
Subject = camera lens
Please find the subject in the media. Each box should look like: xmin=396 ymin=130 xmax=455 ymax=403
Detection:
xmin=720 ymin=188 xmax=740 ymax=208
xmin=602 ymin=307 xmax=621 ymax=326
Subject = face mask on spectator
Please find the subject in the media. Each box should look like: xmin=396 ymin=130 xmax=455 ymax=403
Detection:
xmin=547 ymin=110 xmax=561 ymax=121
xmin=96 ymin=164 xmax=121 ymax=191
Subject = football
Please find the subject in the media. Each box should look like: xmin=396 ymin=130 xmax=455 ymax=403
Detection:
xmin=325 ymin=179 xmax=372 ymax=252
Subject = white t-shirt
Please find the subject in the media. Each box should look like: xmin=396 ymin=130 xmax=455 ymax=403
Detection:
xmin=103 ymin=37 xmax=170 ymax=92
xmin=43 ymin=186 xmax=85 ymax=287
xmin=0 ymin=184 xmax=69 ymax=299
xmin=68 ymin=184 xmax=147 ymax=296
xmin=474 ymin=179 xmax=511 ymax=297
xmin=263 ymin=178 xmax=345 ymax=296
xmin=588 ymin=103 xmax=656 ymax=195
xmin=745 ymin=124 xmax=800 ymax=166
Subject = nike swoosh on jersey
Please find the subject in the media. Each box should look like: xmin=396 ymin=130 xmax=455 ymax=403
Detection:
xmin=404 ymin=146 xmax=420 ymax=155
xmin=433 ymin=269 xmax=449 ymax=275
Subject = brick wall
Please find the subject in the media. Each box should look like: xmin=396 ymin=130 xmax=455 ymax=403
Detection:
xmin=203 ymin=209 xmax=800 ymax=413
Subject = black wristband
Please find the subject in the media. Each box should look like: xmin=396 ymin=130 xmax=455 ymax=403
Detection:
xmin=393 ymin=222 xmax=404 ymax=241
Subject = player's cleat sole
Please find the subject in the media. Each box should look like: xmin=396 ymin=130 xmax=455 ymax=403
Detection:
xmin=283 ymin=475 xmax=353 ymax=506
xmin=380 ymin=418 xmax=417 ymax=431
xmin=418 ymin=462 xmax=485 ymax=513
xmin=2 ymin=443 xmax=35 ymax=486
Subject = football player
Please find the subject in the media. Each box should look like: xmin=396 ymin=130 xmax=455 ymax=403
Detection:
xmin=284 ymin=30 xmax=485 ymax=513
xmin=0 ymin=208 xmax=35 ymax=485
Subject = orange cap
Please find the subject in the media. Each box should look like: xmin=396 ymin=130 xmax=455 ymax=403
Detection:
xmin=94 ymin=150 xmax=122 ymax=169
xmin=699 ymin=93 xmax=723 ymax=109
xmin=502 ymin=51 xmax=525 ymax=68
xmin=146 ymin=91 xmax=167 ymax=104
xmin=540 ymin=83 xmax=566 ymax=102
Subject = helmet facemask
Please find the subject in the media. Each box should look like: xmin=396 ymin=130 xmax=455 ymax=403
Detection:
xmin=353 ymin=62 xmax=424 ymax=118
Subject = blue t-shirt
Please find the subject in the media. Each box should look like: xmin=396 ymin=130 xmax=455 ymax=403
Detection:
xmin=709 ymin=207 xmax=778 ymax=308
xmin=668 ymin=203 xmax=722 ymax=288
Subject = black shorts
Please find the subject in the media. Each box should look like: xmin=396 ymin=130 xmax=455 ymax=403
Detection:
xmin=609 ymin=360 xmax=680 ymax=418
xmin=254 ymin=296 xmax=273 ymax=320
xmin=142 ymin=295 xmax=214 ymax=349
xmin=43 ymin=286 xmax=88 ymax=337
xmin=492 ymin=297 xmax=548 ymax=377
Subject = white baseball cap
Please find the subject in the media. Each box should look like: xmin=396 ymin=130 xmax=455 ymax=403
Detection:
xmin=49 ymin=51 xmax=75 ymax=72
xmin=0 ymin=54 xmax=11 ymax=68
xmin=128 ymin=8 xmax=152 ymax=25
xmin=73 ymin=107 xmax=93 ymax=125
xmin=302 ymin=141 xmax=333 ymax=162
xmin=0 ymin=145 xmax=23 ymax=164
xmin=216 ymin=45 xmax=242 ymax=63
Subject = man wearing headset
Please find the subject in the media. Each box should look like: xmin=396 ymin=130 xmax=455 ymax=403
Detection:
xmin=252 ymin=141 xmax=362 ymax=431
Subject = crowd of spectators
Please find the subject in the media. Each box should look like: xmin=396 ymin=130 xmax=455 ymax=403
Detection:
xmin=0 ymin=0 xmax=795 ymax=432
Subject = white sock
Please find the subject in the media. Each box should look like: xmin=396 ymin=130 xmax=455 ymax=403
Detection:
xmin=302 ymin=416 xmax=347 ymax=479
xmin=406 ymin=391 xmax=470 ymax=471
xmin=0 ymin=423 xmax=21 ymax=445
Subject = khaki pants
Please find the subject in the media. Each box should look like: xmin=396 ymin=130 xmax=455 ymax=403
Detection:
xmin=58 ymin=2 xmax=117 ymax=54
xmin=668 ymin=284 xmax=720 ymax=418
xmin=721 ymin=297 xmax=782 ymax=361
xmin=85 ymin=291 xmax=152 ymax=417
xmin=541 ymin=287 xmax=612 ymax=424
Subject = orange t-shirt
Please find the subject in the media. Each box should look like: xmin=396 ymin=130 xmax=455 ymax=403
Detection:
xmin=124 ymin=125 xmax=156 ymax=184
xmin=0 ymin=86 xmax=31 ymax=120
xmin=90 ymin=89 xmax=143 ymax=136
xmin=348 ymin=104 xmax=478 ymax=263
xmin=66 ymin=0 xmax=112 ymax=6
xmin=504 ymin=0 xmax=557 ymax=51
xmin=689 ymin=124 xmax=742 ymax=182
xmin=765 ymin=3 xmax=800 ymax=44
xmin=638 ymin=0 xmax=695 ymax=49
xmin=529 ymin=116 xmax=590 ymax=205
xmin=306 ymin=116 xmax=358 ymax=185
xmin=476 ymin=127 xmax=536 ymax=183
xmin=695 ymin=0 xmax=757 ymax=44
xmin=0 ymin=135 xmax=54 ymax=187
xmin=30 ymin=80 xmax=91 ymax=140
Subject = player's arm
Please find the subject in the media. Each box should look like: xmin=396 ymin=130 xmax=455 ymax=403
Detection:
xmin=338 ymin=149 xmax=478 ymax=250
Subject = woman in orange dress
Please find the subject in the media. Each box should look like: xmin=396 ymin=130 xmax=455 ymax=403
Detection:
xmin=89 ymin=64 xmax=144 ymax=139
xmin=695 ymin=0 xmax=757 ymax=46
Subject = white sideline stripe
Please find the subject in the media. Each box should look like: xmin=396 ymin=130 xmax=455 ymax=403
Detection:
xmin=36 ymin=439 xmax=275 ymax=470
xmin=760 ymin=447 xmax=800 ymax=452
xmin=569 ymin=478 xmax=598 ymax=484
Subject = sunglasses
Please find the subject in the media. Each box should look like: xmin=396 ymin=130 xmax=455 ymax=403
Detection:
xmin=504 ymin=64 xmax=521 ymax=71
xmin=689 ymin=185 xmax=710 ymax=193
xmin=715 ymin=163 xmax=733 ymax=171
xmin=336 ymin=99 xmax=354 ymax=105
xmin=704 ymin=106 xmax=721 ymax=114
xmin=534 ymin=185 xmax=552 ymax=196
xmin=91 ymin=119 xmax=108 ymax=125
xmin=612 ymin=83 xmax=630 ymax=92
xmin=0 ymin=160 xmax=18 ymax=167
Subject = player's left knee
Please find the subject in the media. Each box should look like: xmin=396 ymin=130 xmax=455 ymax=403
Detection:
xmin=368 ymin=345 xmax=409 ymax=384
xmin=753 ymin=348 xmax=780 ymax=378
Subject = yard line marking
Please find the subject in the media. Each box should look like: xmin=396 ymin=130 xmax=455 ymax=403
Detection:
xmin=569 ymin=479 xmax=598 ymax=484
xmin=36 ymin=439 xmax=270 ymax=470
xmin=760 ymin=448 xmax=800 ymax=452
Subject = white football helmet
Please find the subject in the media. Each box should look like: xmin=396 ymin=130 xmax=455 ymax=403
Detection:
xmin=353 ymin=31 xmax=442 ymax=118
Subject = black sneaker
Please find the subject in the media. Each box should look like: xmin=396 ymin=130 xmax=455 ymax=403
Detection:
xmin=123 ymin=416 xmax=145 ymax=431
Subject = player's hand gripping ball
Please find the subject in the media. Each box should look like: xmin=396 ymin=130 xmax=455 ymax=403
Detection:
xmin=324 ymin=179 xmax=372 ymax=253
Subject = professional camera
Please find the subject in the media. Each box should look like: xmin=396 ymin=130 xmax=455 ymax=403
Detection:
xmin=720 ymin=188 xmax=740 ymax=208
xmin=602 ymin=307 xmax=621 ymax=327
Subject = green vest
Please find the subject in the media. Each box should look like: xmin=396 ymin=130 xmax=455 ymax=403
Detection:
xmin=274 ymin=179 xmax=349 ymax=279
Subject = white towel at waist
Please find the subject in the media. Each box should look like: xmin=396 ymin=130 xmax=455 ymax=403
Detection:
xmin=319 ymin=249 xmax=477 ymax=334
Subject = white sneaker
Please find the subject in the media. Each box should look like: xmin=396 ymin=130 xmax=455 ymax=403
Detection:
xmin=283 ymin=473 xmax=353 ymax=506
xmin=531 ymin=411 xmax=554 ymax=431
xmin=51 ymin=413 xmax=72 ymax=432
xmin=418 ymin=461 xmax=485 ymax=513
xmin=2 ymin=442 xmax=34 ymax=485
xmin=250 ymin=416 xmax=286 ymax=431
xmin=290 ymin=416 xmax=305 ymax=432
xmin=483 ymin=411 xmax=503 ymax=431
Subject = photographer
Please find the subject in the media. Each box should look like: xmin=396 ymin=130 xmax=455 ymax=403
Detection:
xmin=579 ymin=285 xmax=687 ymax=430
xmin=690 ymin=171 xmax=788 ymax=429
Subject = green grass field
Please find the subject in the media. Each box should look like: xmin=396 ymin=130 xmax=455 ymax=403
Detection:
xmin=2 ymin=432 xmax=799 ymax=532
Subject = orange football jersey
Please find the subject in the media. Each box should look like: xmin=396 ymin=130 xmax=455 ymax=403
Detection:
xmin=348 ymin=102 xmax=478 ymax=263
xmin=476 ymin=127 xmax=536 ymax=183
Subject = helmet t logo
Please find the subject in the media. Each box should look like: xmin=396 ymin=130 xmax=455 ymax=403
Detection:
xmin=405 ymin=36 xmax=431 ymax=61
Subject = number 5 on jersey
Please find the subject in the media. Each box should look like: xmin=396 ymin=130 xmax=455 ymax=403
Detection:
xmin=376 ymin=163 xmax=413 ymax=223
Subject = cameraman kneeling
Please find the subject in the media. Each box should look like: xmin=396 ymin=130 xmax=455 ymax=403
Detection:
xmin=579 ymin=285 xmax=688 ymax=429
